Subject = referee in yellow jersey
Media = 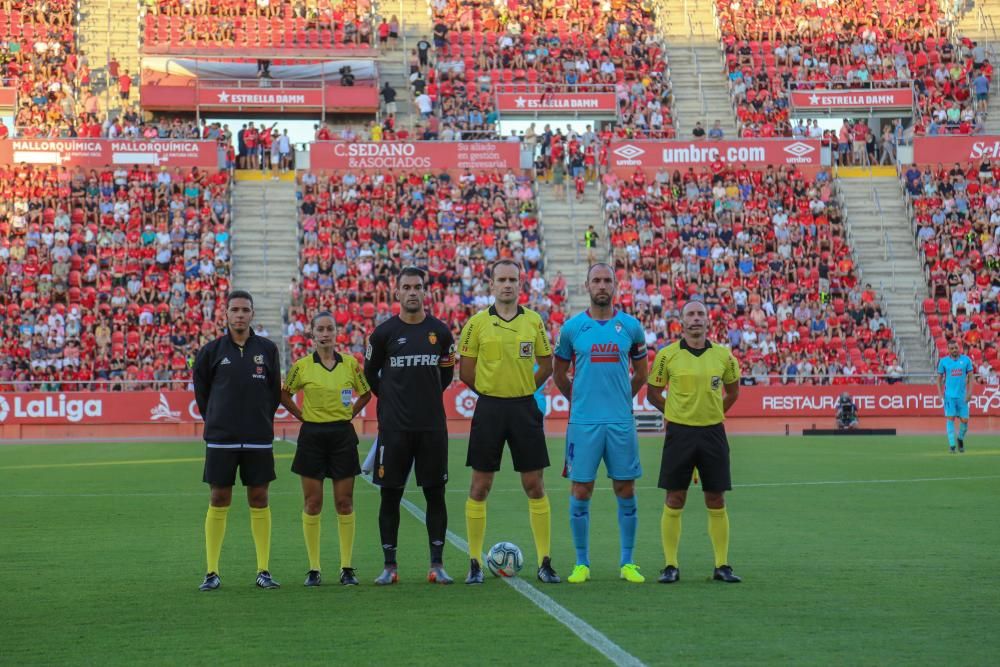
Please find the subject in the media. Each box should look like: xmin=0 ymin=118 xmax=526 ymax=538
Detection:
xmin=459 ymin=259 xmax=561 ymax=585
xmin=280 ymin=312 xmax=372 ymax=587
xmin=647 ymin=300 xmax=742 ymax=584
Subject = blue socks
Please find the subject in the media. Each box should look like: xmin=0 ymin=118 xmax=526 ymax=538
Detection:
xmin=958 ymin=422 xmax=968 ymax=441
xmin=569 ymin=497 xmax=590 ymax=566
xmin=617 ymin=496 xmax=638 ymax=566
xmin=946 ymin=421 xmax=956 ymax=448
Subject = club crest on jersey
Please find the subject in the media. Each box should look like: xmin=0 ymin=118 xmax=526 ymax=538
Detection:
xmin=254 ymin=354 xmax=264 ymax=365
xmin=615 ymin=322 xmax=623 ymax=333
xmin=519 ymin=341 xmax=534 ymax=358
xmin=428 ymin=331 xmax=438 ymax=345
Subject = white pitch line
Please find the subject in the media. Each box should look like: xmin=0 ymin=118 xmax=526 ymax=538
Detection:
xmin=391 ymin=488 xmax=646 ymax=667
xmin=3 ymin=474 xmax=999 ymax=500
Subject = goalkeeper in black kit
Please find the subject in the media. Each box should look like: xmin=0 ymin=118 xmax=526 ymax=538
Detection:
xmin=364 ymin=267 xmax=457 ymax=585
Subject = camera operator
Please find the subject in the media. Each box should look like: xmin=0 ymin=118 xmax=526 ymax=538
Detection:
xmin=835 ymin=392 xmax=859 ymax=430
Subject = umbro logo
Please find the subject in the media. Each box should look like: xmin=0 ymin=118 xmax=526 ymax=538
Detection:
xmin=220 ymin=357 xmax=231 ymax=365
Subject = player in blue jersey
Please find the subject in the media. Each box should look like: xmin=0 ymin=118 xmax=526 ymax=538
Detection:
xmin=937 ymin=338 xmax=974 ymax=453
xmin=553 ymin=263 xmax=648 ymax=584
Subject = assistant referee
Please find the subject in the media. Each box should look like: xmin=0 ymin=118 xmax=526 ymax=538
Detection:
xmin=647 ymin=300 xmax=742 ymax=584
xmin=459 ymin=259 xmax=560 ymax=585
xmin=193 ymin=290 xmax=282 ymax=591
xmin=280 ymin=311 xmax=372 ymax=587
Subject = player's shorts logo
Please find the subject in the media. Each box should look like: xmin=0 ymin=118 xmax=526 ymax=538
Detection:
xmin=711 ymin=376 xmax=721 ymax=390
xmin=254 ymin=354 xmax=264 ymax=364
xmin=519 ymin=341 xmax=534 ymax=358
xmin=428 ymin=331 xmax=438 ymax=345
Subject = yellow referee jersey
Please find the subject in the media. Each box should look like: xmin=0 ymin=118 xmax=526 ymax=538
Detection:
xmin=649 ymin=340 xmax=740 ymax=426
xmin=283 ymin=351 xmax=371 ymax=423
xmin=459 ymin=305 xmax=552 ymax=398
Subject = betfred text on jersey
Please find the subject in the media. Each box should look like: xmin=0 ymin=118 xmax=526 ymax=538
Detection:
xmin=389 ymin=354 xmax=441 ymax=367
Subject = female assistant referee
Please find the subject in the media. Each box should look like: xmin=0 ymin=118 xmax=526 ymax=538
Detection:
xmin=281 ymin=311 xmax=372 ymax=586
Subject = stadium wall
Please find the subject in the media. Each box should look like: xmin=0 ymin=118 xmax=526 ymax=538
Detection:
xmin=1 ymin=386 xmax=997 ymax=440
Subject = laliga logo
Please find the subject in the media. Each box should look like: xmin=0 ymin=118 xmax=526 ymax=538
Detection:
xmin=613 ymin=144 xmax=645 ymax=160
xmin=0 ymin=396 xmax=8 ymax=422
xmin=149 ymin=393 xmax=182 ymax=422
xmin=455 ymin=388 xmax=479 ymax=418
xmin=783 ymin=142 xmax=815 ymax=158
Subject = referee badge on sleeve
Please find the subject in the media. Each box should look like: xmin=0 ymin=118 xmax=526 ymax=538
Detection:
xmin=711 ymin=376 xmax=722 ymax=390
xmin=519 ymin=342 xmax=534 ymax=358
xmin=341 ymin=388 xmax=353 ymax=406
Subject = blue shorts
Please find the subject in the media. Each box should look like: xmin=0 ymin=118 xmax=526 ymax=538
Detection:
xmin=564 ymin=422 xmax=642 ymax=483
xmin=944 ymin=396 xmax=969 ymax=419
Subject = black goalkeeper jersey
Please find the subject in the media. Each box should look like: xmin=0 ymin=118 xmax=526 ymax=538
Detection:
xmin=364 ymin=315 xmax=455 ymax=431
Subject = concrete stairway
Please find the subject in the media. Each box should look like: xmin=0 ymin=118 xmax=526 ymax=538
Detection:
xmin=955 ymin=4 xmax=1000 ymax=133
xmin=376 ymin=0 xmax=433 ymax=131
xmin=838 ymin=177 xmax=936 ymax=380
xmin=537 ymin=184 xmax=605 ymax=314
xmin=655 ymin=0 xmax=736 ymax=136
xmin=78 ymin=0 xmax=141 ymax=114
xmin=230 ymin=181 xmax=300 ymax=356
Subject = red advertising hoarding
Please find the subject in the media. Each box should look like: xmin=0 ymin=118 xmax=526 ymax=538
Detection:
xmin=789 ymin=88 xmax=914 ymax=109
xmin=1 ymin=384 xmax=997 ymax=426
xmin=0 ymin=87 xmax=15 ymax=109
xmin=609 ymin=139 xmax=822 ymax=173
xmin=496 ymin=92 xmax=618 ymax=113
xmin=310 ymin=141 xmax=522 ymax=171
xmin=197 ymin=86 xmax=326 ymax=108
xmin=141 ymin=83 xmax=379 ymax=112
xmin=912 ymin=135 xmax=1000 ymax=164
xmin=0 ymin=139 xmax=220 ymax=168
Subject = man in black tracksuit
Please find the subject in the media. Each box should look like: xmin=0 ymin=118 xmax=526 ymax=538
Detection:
xmin=193 ymin=290 xmax=282 ymax=591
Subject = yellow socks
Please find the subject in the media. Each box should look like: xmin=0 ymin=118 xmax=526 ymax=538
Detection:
xmin=707 ymin=507 xmax=730 ymax=568
xmin=528 ymin=495 xmax=552 ymax=567
xmin=337 ymin=512 xmax=355 ymax=569
xmin=249 ymin=506 xmax=272 ymax=572
xmin=204 ymin=505 xmax=229 ymax=574
xmin=465 ymin=498 xmax=487 ymax=560
xmin=302 ymin=512 xmax=321 ymax=571
xmin=661 ymin=506 xmax=683 ymax=567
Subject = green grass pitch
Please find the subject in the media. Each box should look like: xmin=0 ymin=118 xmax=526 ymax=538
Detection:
xmin=1 ymin=434 xmax=998 ymax=665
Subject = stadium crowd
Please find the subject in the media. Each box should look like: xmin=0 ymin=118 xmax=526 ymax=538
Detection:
xmin=601 ymin=163 xmax=904 ymax=384
xmin=1 ymin=0 xmax=83 ymax=138
xmin=392 ymin=0 xmax=673 ymax=142
xmin=285 ymin=167 xmax=568 ymax=362
xmin=904 ymin=161 xmax=1000 ymax=374
xmin=0 ymin=163 xmax=233 ymax=391
xmin=141 ymin=0 xmax=376 ymax=49
xmin=716 ymin=0 xmax=993 ymax=137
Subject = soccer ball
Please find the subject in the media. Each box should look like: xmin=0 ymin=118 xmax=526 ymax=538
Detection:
xmin=485 ymin=541 xmax=524 ymax=578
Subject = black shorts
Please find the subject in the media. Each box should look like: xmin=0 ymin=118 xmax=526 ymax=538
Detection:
xmin=292 ymin=421 xmax=361 ymax=481
xmin=467 ymin=395 xmax=549 ymax=473
xmin=203 ymin=445 xmax=276 ymax=487
xmin=658 ymin=423 xmax=732 ymax=492
xmin=373 ymin=429 xmax=448 ymax=488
